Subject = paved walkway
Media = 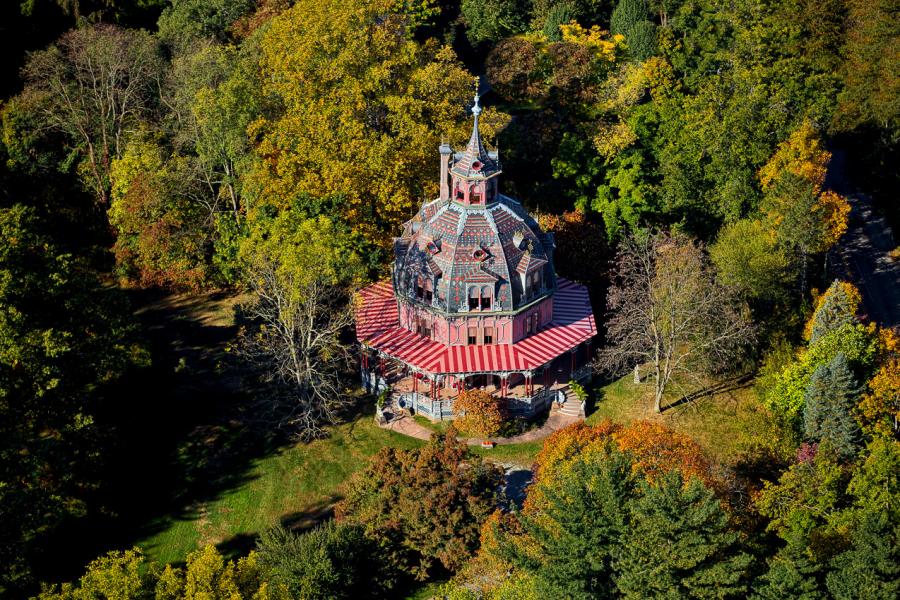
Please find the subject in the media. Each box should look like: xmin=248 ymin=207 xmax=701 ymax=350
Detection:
xmin=377 ymin=410 xmax=583 ymax=446
xmin=827 ymin=149 xmax=900 ymax=328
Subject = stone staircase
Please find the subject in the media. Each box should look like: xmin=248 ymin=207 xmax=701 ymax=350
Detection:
xmin=550 ymin=386 xmax=585 ymax=418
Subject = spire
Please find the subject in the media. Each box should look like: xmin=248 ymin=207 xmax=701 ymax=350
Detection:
xmin=451 ymin=84 xmax=500 ymax=179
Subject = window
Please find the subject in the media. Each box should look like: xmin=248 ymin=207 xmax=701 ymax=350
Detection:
xmin=471 ymin=192 xmax=481 ymax=204
xmin=480 ymin=286 xmax=492 ymax=310
xmin=468 ymin=286 xmax=479 ymax=310
xmin=525 ymin=313 xmax=539 ymax=335
xmin=424 ymin=279 xmax=433 ymax=303
xmin=416 ymin=276 xmax=424 ymax=300
xmin=468 ymin=327 xmax=477 ymax=345
xmin=417 ymin=318 xmax=432 ymax=338
xmin=484 ymin=326 xmax=494 ymax=345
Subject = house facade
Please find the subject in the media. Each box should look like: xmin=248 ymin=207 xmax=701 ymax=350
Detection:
xmin=355 ymin=94 xmax=595 ymax=421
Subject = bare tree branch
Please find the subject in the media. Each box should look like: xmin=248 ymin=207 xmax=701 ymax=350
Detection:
xmin=595 ymin=231 xmax=755 ymax=412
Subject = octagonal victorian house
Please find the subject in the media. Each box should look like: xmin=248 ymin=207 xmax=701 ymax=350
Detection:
xmin=356 ymin=95 xmax=595 ymax=421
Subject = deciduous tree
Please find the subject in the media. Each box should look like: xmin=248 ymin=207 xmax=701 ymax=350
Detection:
xmin=596 ymin=231 xmax=754 ymax=412
xmin=252 ymin=0 xmax=507 ymax=247
xmin=454 ymin=389 xmax=506 ymax=438
xmin=336 ymin=429 xmax=503 ymax=582
xmin=21 ymin=25 xmax=163 ymax=207
xmin=238 ymin=211 xmax=365 ymax=439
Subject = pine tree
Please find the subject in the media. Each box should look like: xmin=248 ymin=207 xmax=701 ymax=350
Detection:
xmin=505 ymin=447 xmax=636 ymax=599
xmin=615 ymin=470 xmax=752 ymax=598
xmin=611 ymin=0 xmax=647 ymax=36
xmin=803 ymin=353 xmax=862 ymax=460
xmin=610 ymin=0 xmax=656 ymax=61
xmin=826 ymin=510 xmax=900 ymax=600
xmin=810 ymin=281 xmax=860 ymax=342
xmin=752 ymin=542 xmax=823 ymax=600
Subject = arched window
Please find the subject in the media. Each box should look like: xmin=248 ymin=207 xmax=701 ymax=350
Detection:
xmin=424 ymin=278 xmax=433 ymax=303
xmin=416 ymin=276 xmax=425 ymax=300
xmin=469 ymin=183 xmax=481 ymax=204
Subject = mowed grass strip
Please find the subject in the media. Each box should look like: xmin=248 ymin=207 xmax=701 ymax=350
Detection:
xmin=139 ymin=414 xmax=422 ymax=564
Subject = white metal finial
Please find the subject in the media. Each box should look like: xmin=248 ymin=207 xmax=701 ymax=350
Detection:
xmin=472 ymin=93 xmax=482 ymax=118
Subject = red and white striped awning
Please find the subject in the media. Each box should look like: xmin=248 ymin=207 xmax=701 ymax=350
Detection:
xmin=355 ymin=277 xmax=596 ymax=374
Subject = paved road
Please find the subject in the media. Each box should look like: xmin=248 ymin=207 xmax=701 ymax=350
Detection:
xmin=827 ymin=150 xmax=900 ymax=328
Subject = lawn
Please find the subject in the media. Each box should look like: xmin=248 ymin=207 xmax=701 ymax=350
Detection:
xmin=138 ymin=414 xmax=422 ymax=564
xmin=588 ymin=374 xmax=787 ymax=465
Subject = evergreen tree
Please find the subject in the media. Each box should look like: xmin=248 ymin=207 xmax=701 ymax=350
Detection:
xmin=810 ymin=281 xmax=860 ymax=342
xmin=826 ymin=510 xmax=900 ymax=600
xmin=256 ymin=522 xmax=377 ymax=599
xmin=610 ymin=0 xmax=655 ymax=61
xmin=504 ymin=447 xmax=636 ymax=599
xmin=611 ymin=0 xmax=647 ymax=35
xmin=803 ymin=353 xmax=862 ymax=460
xmin=543 ymin=0 xmax=576 ymax=41
xmin=615 ymin=470 xmax=752 ymax=598
xmin=752 ymin=541 xmax=823 ymax=600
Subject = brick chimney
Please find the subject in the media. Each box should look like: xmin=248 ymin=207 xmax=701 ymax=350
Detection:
xmin=439 ymin=141 xmax=452 ymax=201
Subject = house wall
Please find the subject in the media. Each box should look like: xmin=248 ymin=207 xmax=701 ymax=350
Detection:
xmin=397 ymin=297 xmax=553 ymax=346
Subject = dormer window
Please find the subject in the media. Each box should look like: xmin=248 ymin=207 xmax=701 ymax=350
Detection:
xmin=469 ymin=285 xmax=492 ymax=310
xmin=426 ymin=240 xmax=441 ymax=255
xmin=472 ymin=247 xmax=488 ymax=261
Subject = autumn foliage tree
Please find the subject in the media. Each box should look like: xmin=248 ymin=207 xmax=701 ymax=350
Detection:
xmin=486 ymin=421 xmax=748 ymax=599
xmin=336 ymin=428 xmax=503 ymax=583
xmin=238 ymin=210 xmax=365 ymax=439
xmin=454 ymin=389 xmax=506 ymax=438
xmin=251 ymin=0 xmax=508 ymax=247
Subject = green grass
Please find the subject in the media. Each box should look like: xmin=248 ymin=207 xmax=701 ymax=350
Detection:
xmin=472 ymin=440 xmax=543 ymax=466
xmin=138 ymin=414 xmax=423 ymax=564
xmin=588 ymin=374 xmax=784 ymax=464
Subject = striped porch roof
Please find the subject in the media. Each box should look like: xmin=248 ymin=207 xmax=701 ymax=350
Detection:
xmin=355 ymin=277 xmax=596 ymax=375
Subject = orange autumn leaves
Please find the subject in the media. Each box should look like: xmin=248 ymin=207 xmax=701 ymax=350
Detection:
xmin=527 ymin=420 xmax=716 ymax=511
xmin=454 ymin=389 xmax=506 ymax=438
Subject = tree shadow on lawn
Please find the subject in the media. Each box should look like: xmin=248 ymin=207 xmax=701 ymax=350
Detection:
xmin=33 ymin=288 xmax=297 ymax=583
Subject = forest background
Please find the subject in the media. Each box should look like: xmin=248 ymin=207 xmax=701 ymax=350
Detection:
xmin=0 ymin=0 xmax=897 ymax=598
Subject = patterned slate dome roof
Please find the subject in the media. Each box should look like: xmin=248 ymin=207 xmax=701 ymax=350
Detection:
xmin=393 ymin=194 xmax=556 ymax=313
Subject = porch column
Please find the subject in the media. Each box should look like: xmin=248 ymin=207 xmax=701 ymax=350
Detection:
xmin=430 ymin=376 xmax=436 ymax=400
xmin=413 ymin=372 xmax=418 ymax=395
xmin=379 ymin=356 xmax=385 ymax=376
